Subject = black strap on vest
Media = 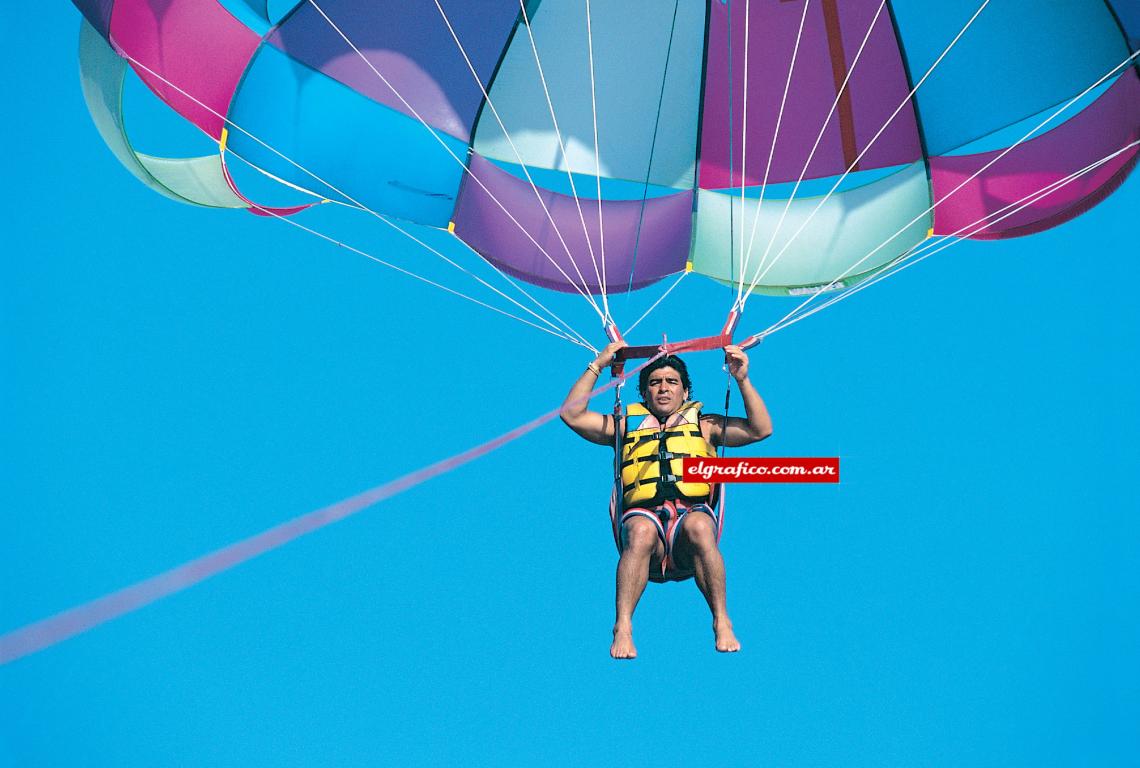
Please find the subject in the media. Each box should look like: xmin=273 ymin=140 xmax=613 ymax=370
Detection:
xmin=621 ymin=425 xmax=702 ymax=453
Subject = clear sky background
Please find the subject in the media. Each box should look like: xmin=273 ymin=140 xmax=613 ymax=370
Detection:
xmin=3 ymin=3 xmax=1138 ymax=766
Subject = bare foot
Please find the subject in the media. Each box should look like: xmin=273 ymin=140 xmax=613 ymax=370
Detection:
xmin=610 ymin=623 xmax=637 ymax=659
xmin=714 ymin=618 xmax=741 ymax=653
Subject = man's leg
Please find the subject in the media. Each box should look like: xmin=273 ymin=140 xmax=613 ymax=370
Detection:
xmin=676 ymin=512 xmax=741 ymax=652
xmin=612 ymin=515 xmax=663 ymax=659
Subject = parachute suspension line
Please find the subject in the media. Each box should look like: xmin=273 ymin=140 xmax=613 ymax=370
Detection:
xmin=611 ymin=369 xmax=626 ymax=507
xmin=115 ymin=49 xmax=594 ymax=347
xmin=753 ymin=239 xmax=925 ymax=336
xmin=751 ymin=0 xmax=888 ymax=282
xmin=433 ymin=1 xmax=604 ymax=306
xmin=0 ymin=353 xmax=664 ymax=666
xmin=224 ymin=151 xmax=591 ymax=348
xmin=753 ymin=46 xmax=1140 ymax=331
xmin=624 ymin=268 xmax=691 ymax=337
xmin=625 ymin=0 xmax=682 ymax=299
xmin=795 ymin=249 xmax=924 ymax=328
xmin=736 ymin=0 xmax=752 ymax=311
xmin=725 ymin=5 xmax=737 ymax=293
xmin=443 ymin=229 xmax=598 ymax=351
xmin=738 ymin=0 xmax=994 ymax=306
xmin=120 ymin=51 xmax=333 ymax=204
xmin=756 ymin=138 xmax=1140 ymax=340
xmin=585 ymin=0 xmax=612 ymax=322
xmin=719 ymin=374 xmax=732 ymax=460
xmin=374 ymin=216 xmax=593 ymax=351
xmin=248 ymin=197 xmax=593 ymax=349
xmin=713 ymin=370 xmax=732 ymax=518
xmin=306 ymin=1 xmax=607 ymax=319
xmin=518 ymin=0 xmax=604 ymax=304
xmin=741 ymin=0 xmax=992 ymax=302
xmin=735 ymin=0 xmax=812 ymax=306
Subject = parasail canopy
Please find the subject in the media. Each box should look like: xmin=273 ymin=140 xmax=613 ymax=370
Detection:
xmin=73 ymin=0 xmax=1140 ymax=323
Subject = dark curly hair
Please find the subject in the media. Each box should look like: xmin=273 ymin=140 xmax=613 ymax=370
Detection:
xmin=638 ymin=354 xmax=692 ymax=400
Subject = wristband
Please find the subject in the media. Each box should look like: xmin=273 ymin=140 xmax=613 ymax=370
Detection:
xmin=587 ymin=363 xmax=601 ymax=377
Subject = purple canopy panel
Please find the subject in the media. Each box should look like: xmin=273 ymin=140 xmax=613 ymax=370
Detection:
xmin=109 ymin=0 xmax=260 ymax=140
xmin=266 ymin=0 xmax=520 ymax=142
xmin=699 ymin=0 xmax=920 ymax=190
xmin=452 ymin=155 xmax=692 ymax=295
xmin=930 ymin=73 xmax=1140 ymax=239
xmin=73 ymin=0 xmax=115 ymax=38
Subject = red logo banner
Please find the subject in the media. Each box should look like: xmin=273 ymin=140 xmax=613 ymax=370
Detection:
xmin=683 ymin=457 xmax=840 ymax=484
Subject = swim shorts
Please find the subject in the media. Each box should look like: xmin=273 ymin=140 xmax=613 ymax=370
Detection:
xmin=616 ymin=498 xmax=722 ymax=583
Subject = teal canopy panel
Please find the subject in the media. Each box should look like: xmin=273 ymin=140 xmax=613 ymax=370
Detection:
xmin=691 ymin=162 xmax=932 ymax=294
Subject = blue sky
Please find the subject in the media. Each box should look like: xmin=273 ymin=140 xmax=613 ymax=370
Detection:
xmin=2 ymin=4 xmax=1138 ymax=766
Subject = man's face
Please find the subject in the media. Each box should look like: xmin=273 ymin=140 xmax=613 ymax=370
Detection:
xmin=643 ymin=366 xmax=688 ymax=420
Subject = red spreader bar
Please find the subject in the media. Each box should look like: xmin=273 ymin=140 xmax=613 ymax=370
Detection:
xmin=605 ymin=311 xmax=741 ymax=375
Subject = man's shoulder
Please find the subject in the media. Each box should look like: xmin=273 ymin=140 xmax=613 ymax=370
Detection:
xmin=697 ymin=412 xmax=724 ymax=443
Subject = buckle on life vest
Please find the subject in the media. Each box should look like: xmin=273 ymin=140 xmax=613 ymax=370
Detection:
xmin=632 ymin=475 xmax=682 ymax=487
xmin=622 ymin=451 xmax=692 ymax=468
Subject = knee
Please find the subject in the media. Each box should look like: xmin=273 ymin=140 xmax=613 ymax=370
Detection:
xmin=681 ymin=513 xmax=717 ymax=553
xmin=623 ymin=517 xmax=660 ymax=555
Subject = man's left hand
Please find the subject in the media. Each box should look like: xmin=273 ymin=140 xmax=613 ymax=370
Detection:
xmin=724 ymin=344 xmax=749 ymax=382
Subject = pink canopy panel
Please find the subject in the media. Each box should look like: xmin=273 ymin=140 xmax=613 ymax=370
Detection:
xmin=930 ymin=74 xmax=1140 ymax=239
xmin=108 ymin=0 xmax=260 ymax=140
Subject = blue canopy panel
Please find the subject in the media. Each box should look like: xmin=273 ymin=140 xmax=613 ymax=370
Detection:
xmin=72 ymin=0 xmax=114 ymax=39
xmin=225 ymin=43 xmax=466 ymax=226
xmin=213 ymin=0 xmax=305 ymax=29
xmin=1107 ymin=0 xmax=1140 ymax=51
xmin=215 ymin=0 xmax=273 ymax=35
xmin=889 ymin=0 xmax=1134 ymax=155
xmin=263 ymin=0 xmax=521 ymax=144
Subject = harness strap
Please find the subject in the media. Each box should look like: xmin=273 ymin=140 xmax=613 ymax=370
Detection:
xmin=712 ymin=370 xmax=732 ymax=524
xmin=611 ymin=374 xmax=625 ymax=499
xmin=621 ymin=450 xmax=710 ymax=468
xmin=630 ymin=475 xmax=683 ymax=487
xmin=621 ymin=426 xmax=702 ymax=449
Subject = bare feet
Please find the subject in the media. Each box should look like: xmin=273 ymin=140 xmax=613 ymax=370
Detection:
xmin=714 ymin=618 xmax=740 ymax=653
xmin=610 ymin=623 xmax=637 ymax=659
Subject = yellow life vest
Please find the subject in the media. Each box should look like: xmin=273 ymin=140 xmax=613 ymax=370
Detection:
xmin=620 ymin=401 xmax=716 ymax=508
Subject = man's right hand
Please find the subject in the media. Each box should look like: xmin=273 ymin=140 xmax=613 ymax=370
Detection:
xmin=562 ymin=339 xmax=630 ymax=445
xmin=593 ymin=340 xmax=628 ymax=371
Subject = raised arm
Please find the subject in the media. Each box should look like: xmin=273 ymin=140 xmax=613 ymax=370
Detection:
xmin=704 ymin=345 xmax=773 ymax=448
xmin=560 ymin=341 xmax=628 ymax=446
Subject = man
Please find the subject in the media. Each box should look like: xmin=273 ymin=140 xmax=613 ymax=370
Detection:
xmin=560 ymin=341 xmax=773 ymax=658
